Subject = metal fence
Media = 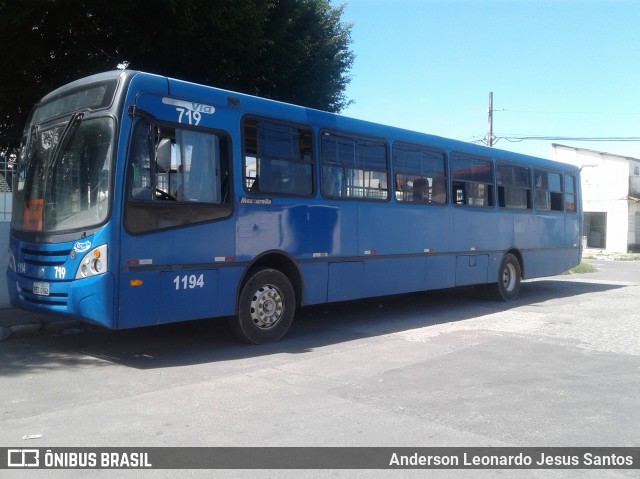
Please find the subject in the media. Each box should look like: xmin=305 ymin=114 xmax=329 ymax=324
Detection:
xmin=0 ymin=154 xmax=13 ymax=221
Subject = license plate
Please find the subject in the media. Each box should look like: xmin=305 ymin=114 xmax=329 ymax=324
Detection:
xmin=33 ymin=282 xmax=50 ymax=296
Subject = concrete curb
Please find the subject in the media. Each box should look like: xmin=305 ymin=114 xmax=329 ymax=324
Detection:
xmin=0 ymin=309 xmax=86 ymax=341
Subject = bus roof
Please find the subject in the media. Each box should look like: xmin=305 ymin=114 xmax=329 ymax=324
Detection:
xmin=38 ymin=70 xmax=578 ymax=173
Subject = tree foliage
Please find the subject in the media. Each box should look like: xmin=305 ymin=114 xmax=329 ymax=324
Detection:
xmin=0 ymin=0 xmax=354 ymax=145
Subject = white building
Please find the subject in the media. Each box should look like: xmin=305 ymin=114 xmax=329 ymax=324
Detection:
xmin=551 ymin=144 xmax=640 ymax=253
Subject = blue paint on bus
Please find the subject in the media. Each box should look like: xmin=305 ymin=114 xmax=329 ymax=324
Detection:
xmin=7 ymin=71 xmax=581 ymax=343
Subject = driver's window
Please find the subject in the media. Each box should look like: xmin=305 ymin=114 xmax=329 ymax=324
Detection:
xmin=125 ymin=120 xmax=232 ymax=233
xmin=128 ymin=121 xmax=226 ymax=204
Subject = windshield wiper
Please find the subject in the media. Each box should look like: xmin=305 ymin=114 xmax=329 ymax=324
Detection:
xmin=49 ymin=111 xmax=84 ymax=169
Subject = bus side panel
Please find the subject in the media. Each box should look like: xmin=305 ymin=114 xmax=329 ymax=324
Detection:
xmin=358 ymin=203 xmax=451 ymax=294
xmin=328 ymin=262 xmax=364 ymax=301
xmin=159 ymin=269 xmax=218 ymax=323
xmin=425 ymin=255 xmax=455 ymax=290
xmin=514 ymin=213 xmax=536 ymax=251
xmin=364 ymin=257 xmax=425 ymax=297
xmin=455 ymin=255 xmax=490 ymax=286
xmin=530 ymin=213 xmax=565 ymax=249
xmin=217 ymin=267 xmax=244 ymax=316
xmin=451 ymin=207 xmax=511 ymax=286
xmin=522 ymin=249 xmax=578 ymax=278
xmin=237 ymin=203 xmax=341 ymax=259
xmin=300 ymin=262 xmax=329 ymax=305
xmin=521 ymin=213 xmax=567 ymax=278
xmin=118 ymin=214 xmax=236 ymax=327
xmin=308 ymin=205 xmax=340 ymax=255
xmin=565 ymin=213 xmax=582 ymax=249
xmin=118 ymin=270 xmax=160 ymax=327
xmin=450 ymin=208 xmax=510 ymax=253
xmin=357 ymin=204 xmax=450 ymax=256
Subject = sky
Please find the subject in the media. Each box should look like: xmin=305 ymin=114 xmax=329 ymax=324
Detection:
xmin=337 ymin=0 xmax=640 ymax=160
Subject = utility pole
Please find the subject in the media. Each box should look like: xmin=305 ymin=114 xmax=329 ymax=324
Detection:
xmin=487 ymin=91 xmax=494 ymax=147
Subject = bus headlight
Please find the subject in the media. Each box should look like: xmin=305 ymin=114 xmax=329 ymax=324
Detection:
xmin=75 ymin=244 xmax=108 ymax=279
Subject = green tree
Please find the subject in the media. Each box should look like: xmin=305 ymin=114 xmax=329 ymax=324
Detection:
xmin=0 ymin=0 xmax=354 ymax=146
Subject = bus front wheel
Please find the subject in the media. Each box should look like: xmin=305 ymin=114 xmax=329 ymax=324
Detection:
xmin=488 ymin=253 xmax=522 ymax=301
xmin=231 ymin=268 xmax=296 ymax=344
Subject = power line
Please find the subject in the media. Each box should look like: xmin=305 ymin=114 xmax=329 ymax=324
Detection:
xmin=481 ymin=92 xmax=640 ymax=147
xmin=470 ymin=135 xmax=640 ymax=147
xmin=500 ymin=109 xmax=640 ymax=116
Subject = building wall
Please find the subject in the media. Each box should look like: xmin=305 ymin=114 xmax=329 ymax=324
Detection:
xmin=628 ymin=160 xmax=640 ymax=251
xmin=552 ymin=144 xmax=635 ymax=253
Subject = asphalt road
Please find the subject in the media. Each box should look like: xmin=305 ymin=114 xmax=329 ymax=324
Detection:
xmin=0 ymin=259 xmax=639 ymax=479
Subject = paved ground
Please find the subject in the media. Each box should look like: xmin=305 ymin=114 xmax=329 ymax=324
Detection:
xmin=0 ymin=258 xmax=639 ymax=478
xmin=1 ymin=253 xmax=637 ymax=341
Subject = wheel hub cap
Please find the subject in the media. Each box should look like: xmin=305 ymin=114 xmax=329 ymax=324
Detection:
xmin=250 ymin=284 xmax=284 ymax=329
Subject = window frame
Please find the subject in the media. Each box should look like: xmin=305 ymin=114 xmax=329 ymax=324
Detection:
xmin=564 ymin=173 xmax=578 ymax=213
xmin=320 ymin=129 xmax=390 ymax=202
xmin=124 ymin=118 xmax=233 ymax=234
xmin=533 ymin=168 xmax=564 ymax=213
xmin=242 ymin=115 xmax=315 ymax=198
xmin=392 ymin=141 xmax=448 ymax=205
xmin=450 ymin=152 xmax=495 ymax=208
xmin=496 ymin=160 xmax=532 ymax=210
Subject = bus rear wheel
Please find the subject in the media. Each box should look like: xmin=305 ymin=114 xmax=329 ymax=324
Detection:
xmin=231 ymin=268 xmax=296 ymax=344
xmin=487 ymin=253 xmax=522 ymax=301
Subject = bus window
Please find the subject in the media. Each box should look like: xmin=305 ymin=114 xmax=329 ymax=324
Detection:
xmin=497 ymin=162 xmax=531 ymax=209
xmin=534 ymin=169 xmax=563 ymax=211
xmin=451 ymin=154 xmax=494 ymax=207
xmin=393 ymin=143 xmax=446 ymax=204
xmin=125 ymin=120 xmax=231 ymax=233
xmin=243 ymin=118 xmax=313 ymax=196
xmin=565 ymin=173 xmax=577 ymax=212
xmin=321 ymin=132 xmax=388 ymax=200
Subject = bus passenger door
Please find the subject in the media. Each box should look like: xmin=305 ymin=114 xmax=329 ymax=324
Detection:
xmin=118 ymin=103 xmax=235 ymax=327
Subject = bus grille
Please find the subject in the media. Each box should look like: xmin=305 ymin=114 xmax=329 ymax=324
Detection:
xmin=17 ymin=283 xmax=68 ymax=307
xmin=21 ymin=246 xmax=72 ymax=267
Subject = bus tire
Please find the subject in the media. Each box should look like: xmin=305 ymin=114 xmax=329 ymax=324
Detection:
xmin=488 ymin=253 xmax=521 ymax=301
xmin=231 ymin=268 xmax=296 ymax=344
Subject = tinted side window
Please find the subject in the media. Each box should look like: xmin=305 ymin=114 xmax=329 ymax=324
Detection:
xmin=565 ymin=174 xmax=577 ymax=212
xmin=393 ymin=143 xmax=447 ymax=204
xmin=534 ymin=169 xmax=563 ymax=211
xmin=497 ymin=162 xmax=531 ymax=209
xmin=321 ymin=132 xmax=388 ymax=200
xmin=451 ymin=155 xmax=494 ymax=207
xmin=243 ymin=119 xmax=313 ymax=197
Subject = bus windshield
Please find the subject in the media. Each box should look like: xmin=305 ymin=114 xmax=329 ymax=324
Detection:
xmin=12 ymin=115 xmax=115 ymax=233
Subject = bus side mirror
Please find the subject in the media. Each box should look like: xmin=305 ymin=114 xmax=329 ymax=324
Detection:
xmin=156 ymin=138 xmax=171 ymax=173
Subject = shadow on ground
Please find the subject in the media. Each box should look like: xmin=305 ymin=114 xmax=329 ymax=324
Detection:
xmin=0 ymin=278 xmax=625 ymax=375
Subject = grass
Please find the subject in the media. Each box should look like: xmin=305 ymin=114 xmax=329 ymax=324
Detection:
xmin=565 ymin=262 xmax=598 ymax=274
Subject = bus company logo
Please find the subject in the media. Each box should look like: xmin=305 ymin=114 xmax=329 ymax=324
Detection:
xmin=240 ymin=197 xmax=273 ymax=205
xmin=162 ymin=97 xmax=216 ymax=115
xmin=73 ymin=241 xmax=92 ymax=253
xmin=8 ymin=449 xmax=40 ymax=467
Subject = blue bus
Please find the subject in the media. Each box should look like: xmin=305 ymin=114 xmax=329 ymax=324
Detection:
xmin=7 ymin=71 xmax=582 ymax=343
